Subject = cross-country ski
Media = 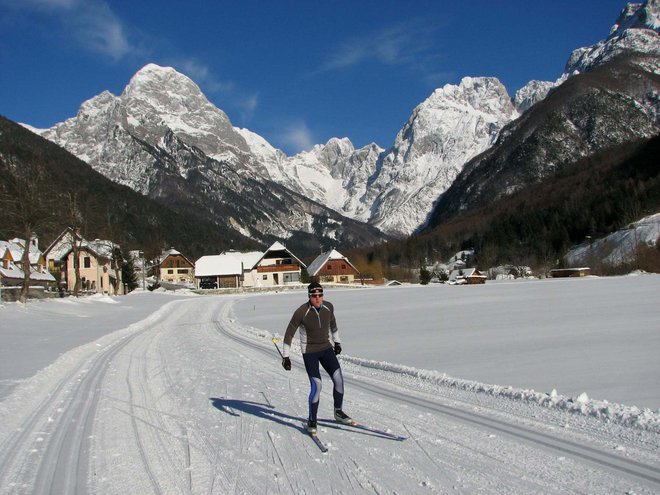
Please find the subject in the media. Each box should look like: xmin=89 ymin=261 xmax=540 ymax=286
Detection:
xmin=318 ymin=419 xmax=407 ymax=441
xmin=302 ymin=423 xmax=329 ymax=453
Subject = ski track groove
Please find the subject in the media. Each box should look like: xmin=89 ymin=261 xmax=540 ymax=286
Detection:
xmin=124 ymin=334 xmax=164 ymax=495
xmin=0 ymin=353 xmax=91 ymax=491
xmin=0 ymin=318 xmax=159 ymax=494
xmin=156 ymin=314 xmax=237 ymax=495
xmin=266 ymin=429 xmax=295 ymax=493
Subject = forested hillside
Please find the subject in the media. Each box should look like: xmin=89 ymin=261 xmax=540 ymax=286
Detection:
xmin=0 ymin=116 xmax=259 ymax=259
xmin=348 ymin=135 xmax=660 ymax=278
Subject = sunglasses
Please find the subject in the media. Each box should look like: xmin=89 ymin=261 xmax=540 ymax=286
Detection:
xmin=309 ymin=293 xmax=323 ymax=298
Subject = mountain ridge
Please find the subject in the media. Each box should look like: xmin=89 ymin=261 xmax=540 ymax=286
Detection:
xmin=28 ymin=1 xmax=660 ymax=246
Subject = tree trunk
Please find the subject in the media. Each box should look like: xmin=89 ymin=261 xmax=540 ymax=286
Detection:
xmin=112 ymin=248 xmax=122 ymax=295
xmin=18 ymin=233 xmax=32 ymax=304
xmin=73 ymin=240 xmax=82 ymax=297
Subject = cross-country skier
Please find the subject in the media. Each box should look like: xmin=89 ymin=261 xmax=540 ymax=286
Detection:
xmin=281 ymin=282 xmax=352 ymax=433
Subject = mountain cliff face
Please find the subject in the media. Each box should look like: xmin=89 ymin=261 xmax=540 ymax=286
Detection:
xmin=38 ymin=66 xmax=389 ymax=254
xmin=39 ymin=65 xmax=520 ymax=238
xmin=564 ymin=0 xmax=660 ymax=77
xmin=367 ymin=77 xmax=519 ymax=235
xmin=426 ymin=1 xmax=660 ymax=228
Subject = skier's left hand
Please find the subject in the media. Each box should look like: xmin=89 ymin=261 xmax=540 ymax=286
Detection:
xmin=334 ymin=343 xmax=342 ymax=355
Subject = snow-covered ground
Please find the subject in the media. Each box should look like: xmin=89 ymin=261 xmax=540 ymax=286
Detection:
xmin=0 ymin=276 xmax=658 ymax=494
xmin=234 ymin=274 xmax=660 ymax=412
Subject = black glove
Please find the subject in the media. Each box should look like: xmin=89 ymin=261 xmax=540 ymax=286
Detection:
xmin=282 ymin=357 xmax=291 ymax=370
xmin=334 ymin=343 xmax=342 ymax=355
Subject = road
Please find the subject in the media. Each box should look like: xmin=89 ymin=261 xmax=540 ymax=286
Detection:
xmin=0 ymin=295 xmax=658 ymax=494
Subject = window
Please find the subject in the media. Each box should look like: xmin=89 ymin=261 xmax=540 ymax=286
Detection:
xmin=263 ymin=275 xmax=268 ymax=280
xmin=342 ymin=264 xmax=346 ymax=269
xmin=168 ymin=269 xmax=174 ymax=274
xmin=83 ymin=256 xmax=91 ymax=268
xmin=327 ymin=264 xmax=331 ymax=270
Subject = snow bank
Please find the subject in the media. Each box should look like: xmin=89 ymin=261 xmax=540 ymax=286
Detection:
xmin=225 ymin=297 xmax=659 ymax=433
xmin=339 ymin=355 xmax=660 ymax=433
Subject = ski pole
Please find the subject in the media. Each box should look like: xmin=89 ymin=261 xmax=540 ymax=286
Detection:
xmin=272 ymin=337 xmax=284 ymax=358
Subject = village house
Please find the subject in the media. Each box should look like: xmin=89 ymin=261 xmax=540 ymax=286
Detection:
xmin=194 ymin=241 xmax=305 ymax=289
xmin=44 ymin=228 xmax=124 ymax=295
xmin=549 ymin=267 xmax=591 ymax=278
xmin=448 ymin=267 xmax=487 ymax=285
xmin=158 ymin=248 xmax=195 ymax=286
xmin=0 ymin=237 xmax=56 ymax=289
xmin=307 ymin=249 xmax=360 ymax=284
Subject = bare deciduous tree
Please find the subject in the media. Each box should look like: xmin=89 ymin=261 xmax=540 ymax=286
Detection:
xmin=0 ymin=160 xmax=60 ymax=303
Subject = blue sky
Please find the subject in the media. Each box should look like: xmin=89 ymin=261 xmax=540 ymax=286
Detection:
xmin=1 ymin=0 xmax=628 ymax=155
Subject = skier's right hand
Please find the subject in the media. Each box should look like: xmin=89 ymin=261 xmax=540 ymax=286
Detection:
xmin=282 ymin=357 xmax=291 ymax=371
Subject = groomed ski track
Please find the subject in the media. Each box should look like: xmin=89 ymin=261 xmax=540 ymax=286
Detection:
xmin=0 ymin=295 xmax=658 ymax=494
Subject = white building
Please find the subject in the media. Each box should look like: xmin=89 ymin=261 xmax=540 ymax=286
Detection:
xmin=195 ymin=242 xmax=305 ymax=289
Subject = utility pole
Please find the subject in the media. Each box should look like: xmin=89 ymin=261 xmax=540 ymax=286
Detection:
xmin=139 ymin=251 xmax=146 ymax=290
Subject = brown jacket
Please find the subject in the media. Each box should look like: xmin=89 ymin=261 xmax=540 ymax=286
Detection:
xmin=283 ymin=301 xmax=340 ymax=355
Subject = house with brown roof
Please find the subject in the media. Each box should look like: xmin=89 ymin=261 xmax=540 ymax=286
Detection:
xmin=307 ymin=249 xmax=360 ymax=284
xmin=448 ymin=268 xmax=487 ymax=285
xmin=159 ymin=248 xmax=195 ymax=286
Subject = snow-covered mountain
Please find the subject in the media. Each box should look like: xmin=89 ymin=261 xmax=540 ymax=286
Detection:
xmin=513 ymin=80 xmax=556 ymax=113
xmin=563 ymin=0 xmax=660 ymax=77
xmin=426 ymin=0 xmax=660 ymax=227
xmin=34 ymin=1 xmax=659 ymax=242
xmin=368 ymin=77 xmax=519 ymax=235
xmin=40 ymin=65 xmax=263 ymax=194
xmin=516 ymin=0 xmax=659 ymax=115
xmin=36 ymin=65 xmax=389 ymax=254
xmin=37 ymin=68 xmax=521 ymax=237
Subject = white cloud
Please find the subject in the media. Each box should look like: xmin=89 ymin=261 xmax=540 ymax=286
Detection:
xmin=239 ymin=93 xmax=259 ymax=122
xmin=317 ymin=19 xmax=443 ymax=75
xmin=176 ymin=59 xmax=234 ymax=93
xmin=5 ymin=0 xmax=135 ymax=60
xmin=72 ymin=3 xmax=132 ymax=60
xmin=278 ymin=121 xmax=315 ymax=153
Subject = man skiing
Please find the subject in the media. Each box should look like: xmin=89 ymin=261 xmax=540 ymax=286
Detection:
xmin=281 ymin=282 xmax=352 ymax=433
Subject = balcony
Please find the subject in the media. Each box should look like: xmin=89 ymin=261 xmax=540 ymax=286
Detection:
xmin=256 ymin=264 xmax=300 ymax=273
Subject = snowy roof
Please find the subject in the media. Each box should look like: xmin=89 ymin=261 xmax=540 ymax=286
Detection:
xmin=3 ymin=238 xmax=43 ymax=265
xmin=45 ymin=229 xmax=118 ymax=262
xmin=307 ymin=249 xmax=356 ymax=276
xmin=226 ymin=250 xmax=264 ymax=270
xmin=449 ymin=268 xmax=486 ymax=281
xmin=0 ymin=240 xmax=55 ymax=282
xmin=194 ymin=253 xmax=243 ymax=277
xmin=159 ymin=248 xmax=194 ymax=266
xmin=254 ymin=242 xmax=306 ymax=268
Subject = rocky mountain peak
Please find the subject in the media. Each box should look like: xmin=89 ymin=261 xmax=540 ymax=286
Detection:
xmin=609 ymin=0 xmax=659 ymax=37
xmin=514 ymin=80 xmax=556 ymax=113
xmin=365 ymin=76 xmax=519 ymax=235
xmin=117 ymin=64 xmax=248 ymax=157
xmin=564 ymin=0 xmax=660 ymax=77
